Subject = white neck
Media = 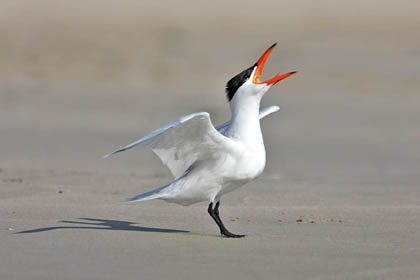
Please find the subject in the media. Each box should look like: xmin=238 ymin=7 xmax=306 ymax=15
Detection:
xmin=226 ymin=91 xmax=264 ymax=148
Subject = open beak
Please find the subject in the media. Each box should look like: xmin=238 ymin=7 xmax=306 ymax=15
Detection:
xmin=253 ymin=43 xmax=297 ymax=85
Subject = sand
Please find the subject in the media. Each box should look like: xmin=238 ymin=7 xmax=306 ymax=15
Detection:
xmin=1 ymin=1 xmax=420 ymax=279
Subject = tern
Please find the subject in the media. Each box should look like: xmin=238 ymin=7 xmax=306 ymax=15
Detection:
xmin=105 ymin=43 xmax=297 ymax=237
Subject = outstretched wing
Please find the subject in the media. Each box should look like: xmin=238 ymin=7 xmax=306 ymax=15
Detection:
xmin=216 ymin=105 xmax=279 ymax=134
xmin=104 ymin=106 xmax=279 ymax=178
xmin=104 ymin=112 xmax=232 ymax=179
xmin=258 ymin=105 xmax=280 ymax=119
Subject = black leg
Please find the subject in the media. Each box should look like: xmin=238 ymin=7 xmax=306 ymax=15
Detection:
xmin=208 ymin=202 xmax=245 ymax=238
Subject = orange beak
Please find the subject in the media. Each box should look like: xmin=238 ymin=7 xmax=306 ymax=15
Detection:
xmin=253 ymin=43 xmax=297 ymax=85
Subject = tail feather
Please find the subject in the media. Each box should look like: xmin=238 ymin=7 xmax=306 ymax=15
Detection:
xmin=127 ymin=184 xmax=170 ymax=203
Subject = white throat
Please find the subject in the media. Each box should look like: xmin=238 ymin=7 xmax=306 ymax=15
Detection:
xmin=225 ymin=81 xmax=267 ymax=148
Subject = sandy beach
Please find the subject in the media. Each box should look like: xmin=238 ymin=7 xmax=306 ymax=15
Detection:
xmin=1 ymin=1 xmax=420 ymax=279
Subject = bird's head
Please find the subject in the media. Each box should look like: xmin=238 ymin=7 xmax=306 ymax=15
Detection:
xmin=225 ymin=43 xmax=297 ymax=102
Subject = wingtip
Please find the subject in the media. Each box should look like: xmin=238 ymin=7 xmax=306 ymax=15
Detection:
xmin=103 ymin=153 xmax=112 ymax=159
xmin=103 ymin=150 xmax=120 ymax=159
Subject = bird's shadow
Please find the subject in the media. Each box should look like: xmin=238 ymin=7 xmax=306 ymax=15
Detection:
xmin=15 ymin=218 xmax=189 ymax=234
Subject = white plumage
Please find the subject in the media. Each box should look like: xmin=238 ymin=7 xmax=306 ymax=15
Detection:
xmin=105 ymin=43 xmax=296 ymax=237
xmin=105 ymin=106 xmax=279 ymax=205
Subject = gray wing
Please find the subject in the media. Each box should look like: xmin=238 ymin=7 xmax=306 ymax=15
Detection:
xmin=104 ymin=112 xmax=232 ymax=179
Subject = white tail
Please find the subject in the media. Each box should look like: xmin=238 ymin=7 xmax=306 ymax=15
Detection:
xmin=127 ymin=184 xmax=170 ymax=202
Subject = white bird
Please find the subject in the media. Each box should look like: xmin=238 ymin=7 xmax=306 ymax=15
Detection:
xmin=105 ymin=43 xmax=297 ymax=237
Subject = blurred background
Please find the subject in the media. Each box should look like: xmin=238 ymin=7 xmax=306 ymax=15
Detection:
xmin=1 ymin=0 xmax=419 ymax=186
